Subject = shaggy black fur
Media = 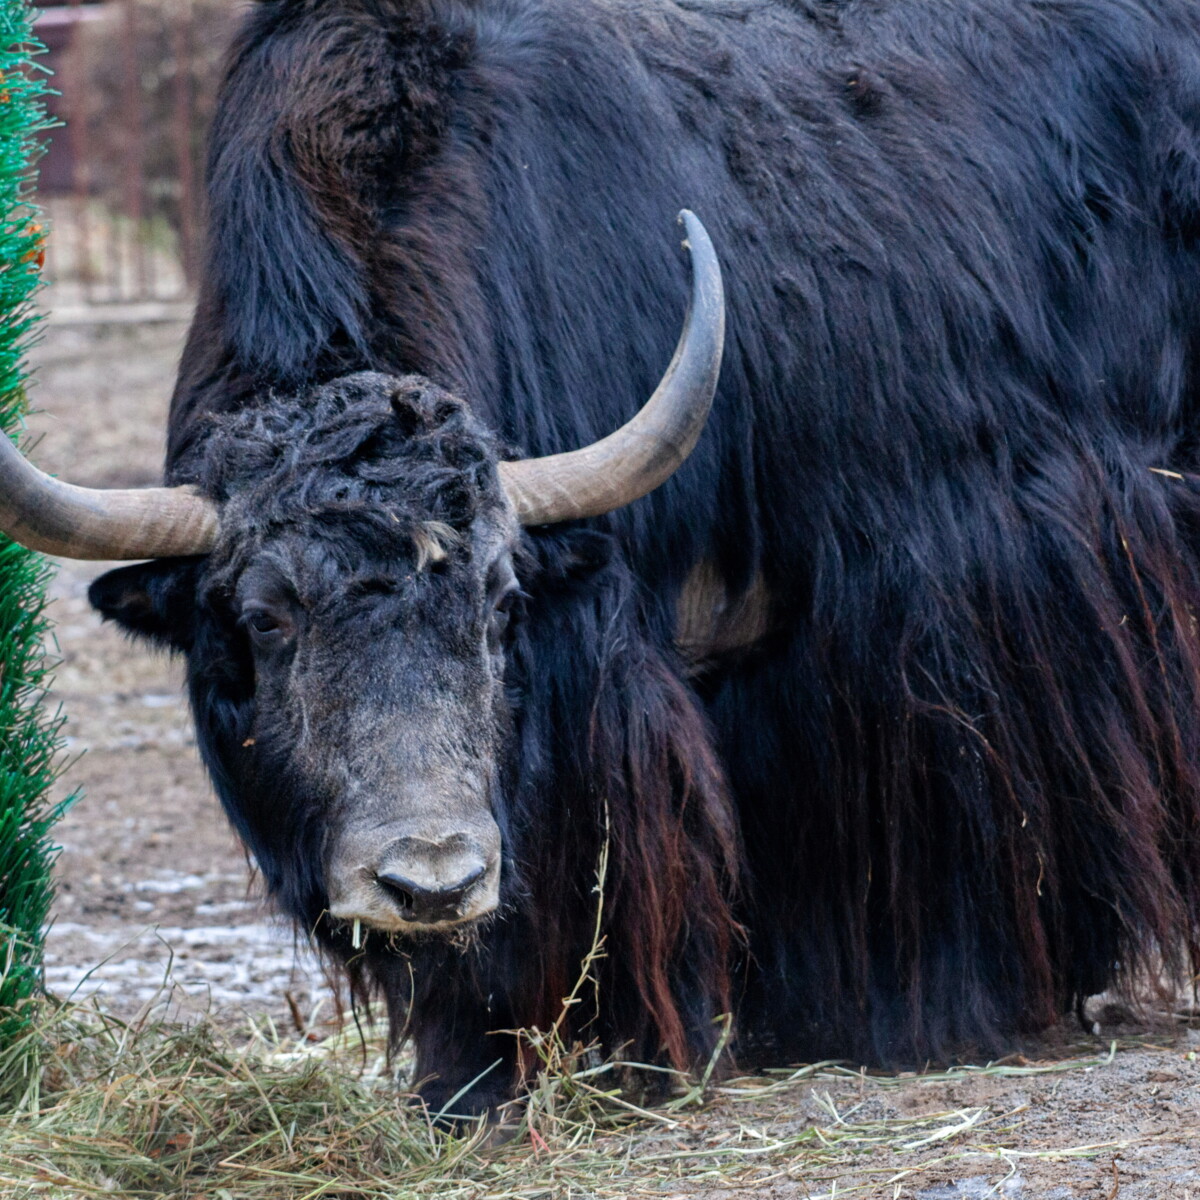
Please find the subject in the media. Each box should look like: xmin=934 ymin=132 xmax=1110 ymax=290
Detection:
xmin=93 ymin=0 xmax=1200 ymax=1106
xmin=93 ymin=372 xmax=736 ymax=1112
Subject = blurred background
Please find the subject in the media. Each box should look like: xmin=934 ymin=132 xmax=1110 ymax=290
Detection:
xmin=28 ymin=0 xmax=329 ymax=1033
xmin=37 ymin=0 xmax=236 ymax=311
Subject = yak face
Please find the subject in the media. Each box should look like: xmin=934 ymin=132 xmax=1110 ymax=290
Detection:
xmin=90 ymin=373 xmax=521 ymax=940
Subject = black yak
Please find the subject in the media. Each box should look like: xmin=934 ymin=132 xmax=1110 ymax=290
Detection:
xmin=4 ymin=0 xmax=1200 ymax=1117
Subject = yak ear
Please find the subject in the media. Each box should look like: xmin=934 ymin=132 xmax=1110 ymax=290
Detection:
xmin=88 ymin=559 xmax=204 ymax=652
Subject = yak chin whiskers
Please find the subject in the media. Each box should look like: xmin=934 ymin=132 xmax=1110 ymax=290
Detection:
xmin=393 ymin=912 xmax=495 ymax=953
xmin=329 ymin=913 xmax=496 ymax=955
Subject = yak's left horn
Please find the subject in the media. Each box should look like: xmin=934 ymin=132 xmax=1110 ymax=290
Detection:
xmin=499 ymin=209 xmax=725 ymax=525
xmin=0 ymin=432 xmax=219 ymax=560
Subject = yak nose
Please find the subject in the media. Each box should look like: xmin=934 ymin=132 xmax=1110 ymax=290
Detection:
xmin=372 ymin=835 xmax=491 ymax=924
xmin=376 ymin=862 xmax=487 ymax=924
xmin=327 ymin=825 xmax=501 ymax=932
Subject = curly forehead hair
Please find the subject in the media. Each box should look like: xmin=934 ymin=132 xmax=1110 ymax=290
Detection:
xmin=191 ymin=371 xmax=509 ymax=569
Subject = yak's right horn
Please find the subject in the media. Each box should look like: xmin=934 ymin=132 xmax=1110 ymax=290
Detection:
xmin=0 ymin=432 xmax=219 ymax=560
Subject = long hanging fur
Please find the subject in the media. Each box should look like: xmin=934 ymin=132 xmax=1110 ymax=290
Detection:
xmin=370 ymin=525 xmax=740 ymax=1100
xmin=159 ymin=0 xmax=1200 ymax=1075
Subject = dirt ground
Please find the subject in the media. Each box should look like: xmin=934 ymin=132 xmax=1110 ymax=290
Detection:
xmin=18 ymin=316 xmax=1200 ymax=1197
xmin=25 ymin=317 xmax=326 ymax=1030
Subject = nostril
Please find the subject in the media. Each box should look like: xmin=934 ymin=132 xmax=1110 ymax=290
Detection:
xmin=375 ymin=863 xmax=488 ymax=921
xmin=376 ymin=872 xmax=417 ymax=911
xmin=445 ymin=863 xmax=486 ymax=897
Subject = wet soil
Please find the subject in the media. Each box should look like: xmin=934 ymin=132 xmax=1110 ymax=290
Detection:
xmin=20 ymin=318 xmax=1200 ymax=1197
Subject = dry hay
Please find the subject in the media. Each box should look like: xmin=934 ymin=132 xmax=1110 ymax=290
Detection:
xmin=5 ymin=850 xmax=1196 ymax=1197
xmin=0 ymin=985 xmax=1179 ymax=1200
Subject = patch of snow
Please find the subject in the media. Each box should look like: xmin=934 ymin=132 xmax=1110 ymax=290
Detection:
xmin=134 ymin=871 xmax=243 ymax=894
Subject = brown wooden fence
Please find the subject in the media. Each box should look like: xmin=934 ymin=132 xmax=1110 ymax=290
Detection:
xmin=36 ymin=0 xmax=236 ymax=307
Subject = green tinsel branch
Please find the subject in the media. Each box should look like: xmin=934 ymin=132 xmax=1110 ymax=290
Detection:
xmin=0 ymin=0 xmax=69 ymax=1055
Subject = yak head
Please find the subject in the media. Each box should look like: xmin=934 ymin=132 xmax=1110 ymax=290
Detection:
xmin=0 ymin=213 xmax=723 ymax=948
xmin=92 ymin=374 xmax=518 ymax=937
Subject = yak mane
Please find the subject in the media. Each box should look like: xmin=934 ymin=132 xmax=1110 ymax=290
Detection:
xmin=168 ymin=0 xmax=1200 ymax=1077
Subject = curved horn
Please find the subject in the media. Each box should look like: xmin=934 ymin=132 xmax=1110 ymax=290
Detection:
xmin=499 ymin=209 xmax=725 ymax=525
xmin=0 ymin=432 xmax=219 ymax=560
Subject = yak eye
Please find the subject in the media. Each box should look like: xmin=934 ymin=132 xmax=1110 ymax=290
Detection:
xmin=244 ymin=608 xmax=287 ymax=643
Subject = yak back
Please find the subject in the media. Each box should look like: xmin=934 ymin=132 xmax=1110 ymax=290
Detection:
xmin=171 ymin=0 xmax=1200 ymax=601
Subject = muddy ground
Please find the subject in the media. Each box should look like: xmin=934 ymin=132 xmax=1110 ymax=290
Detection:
xmin=19 ymin=317 xmax=1200 ymax=1197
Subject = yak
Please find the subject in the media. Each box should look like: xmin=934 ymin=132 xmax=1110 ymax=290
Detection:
xmin=4 ymin=0 xmax=1200 ymax=1118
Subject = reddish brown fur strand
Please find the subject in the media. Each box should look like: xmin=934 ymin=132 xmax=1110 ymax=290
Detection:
xmin=502 ymin=529 xmax=739 ymax=1076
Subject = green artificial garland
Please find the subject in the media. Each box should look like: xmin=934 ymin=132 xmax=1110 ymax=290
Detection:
xmin=0 ymin=0 xmax=65 ymax=1046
